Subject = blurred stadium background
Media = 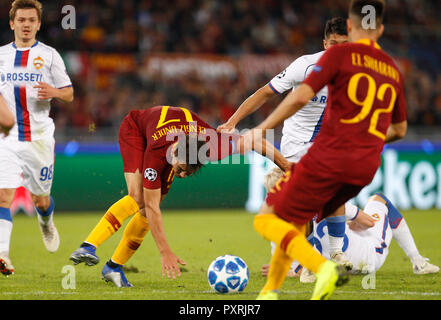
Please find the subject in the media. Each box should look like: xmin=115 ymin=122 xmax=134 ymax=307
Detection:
xmin=1 ymin=0 xmax=440 ymax=213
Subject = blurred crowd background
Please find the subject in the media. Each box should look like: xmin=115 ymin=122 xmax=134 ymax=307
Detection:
xmin=0 ymin=0 xmax=440 ymax=142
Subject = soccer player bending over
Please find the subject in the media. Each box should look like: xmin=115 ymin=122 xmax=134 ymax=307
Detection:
xmin=0 ymin=0 xmax=74 ymax=276
xmin=70 ymin=106 xmax=290 ymax=287
xmin=242 ymin=0 xmax=408 ymax=299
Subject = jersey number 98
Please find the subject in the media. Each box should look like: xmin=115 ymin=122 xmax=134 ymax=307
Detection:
xmin=40 ymin=164 xmax=54 ymax=182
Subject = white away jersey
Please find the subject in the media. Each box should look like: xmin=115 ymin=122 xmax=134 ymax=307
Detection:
xmin=268 ymin=51 xmax=328 ymax=157
xmin=0 ymin=41 xmax=72 ymax=141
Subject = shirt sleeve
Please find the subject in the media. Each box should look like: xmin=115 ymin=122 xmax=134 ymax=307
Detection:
xmin=303 ymin=46 xmax=341 ymax=94
xmin=50 ymin=49 xmax=72 ymax=89
xmin=268 ymin=57 xmax=305 ymax=94
xmin=142 ymin=154 xmax=167 ymax=190
xmin=391 ymin=80 xmax=407 ymax=124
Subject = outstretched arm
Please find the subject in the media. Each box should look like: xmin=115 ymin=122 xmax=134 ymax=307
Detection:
xmin=235 ymin=133 xmax=291 ymax=172
xmin=256 ymin=83 xmax=315 ymax=132
xmin=143 ymin=187 xmax=186 ymax=279
xmin=217 ymin=84 xmax=276 ymax=133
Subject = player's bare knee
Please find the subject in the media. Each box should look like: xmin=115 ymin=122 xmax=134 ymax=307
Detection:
xmin=127 ymin=192 xmax=144 ymax=210
xmin=0 ymin=189 xmax=15 ymax=207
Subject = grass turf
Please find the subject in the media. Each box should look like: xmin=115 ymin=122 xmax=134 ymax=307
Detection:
xmin=1 ymin=209 xmax=440 ymax=300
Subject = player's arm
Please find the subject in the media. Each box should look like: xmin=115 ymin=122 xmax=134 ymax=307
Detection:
xmin=256 ymin=83 xmax=315 ymax=132
xmin=34 ymin=82 xmax=74 ymax=102
xmin=217 ymin=84 xmax=276 ymax=132
xmin=235 ymin=133 xmax=291 ymax=172
xmin=143 ymin=187 xmax=186 ymax=279
xmin=0 ymin=94 xmax=15 ymax=136
xmin=385 ymin=120 xmax=407 ymax=143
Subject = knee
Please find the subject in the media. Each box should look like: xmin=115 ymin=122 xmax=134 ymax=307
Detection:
xmin=126 ymin=192 xmax=144 ymax=211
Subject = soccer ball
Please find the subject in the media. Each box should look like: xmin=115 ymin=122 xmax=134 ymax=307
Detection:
xmin=207 ymin=255 xmax=249 ymax=294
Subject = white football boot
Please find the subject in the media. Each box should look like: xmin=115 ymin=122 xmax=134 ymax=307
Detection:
xmin=412 ymin=257 xmax=440 ymax=275
xmin=38 ymin=215 xmax=60 ymax=253
xmin=330 ymin=251 xmax=353 ymax=271
xmin=300 ymin=268 xmax=316 ymax=283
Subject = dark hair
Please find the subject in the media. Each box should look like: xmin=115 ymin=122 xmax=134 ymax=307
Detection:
xmin=349 ymin=0 xmax=385 ymax=27
xmin=324 ymin=17 xmax=348 ymax=39
xmin=174 ymin=134 xmax=207 ymax=175
xmin=10 ymin=0 xmax=43 ymax=21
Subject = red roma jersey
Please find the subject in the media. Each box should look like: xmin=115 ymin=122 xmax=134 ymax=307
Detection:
xmin=302 ymin=39 xmax=407 ymax=185
xmin=130 ymin=106 xmax=238 ymax=193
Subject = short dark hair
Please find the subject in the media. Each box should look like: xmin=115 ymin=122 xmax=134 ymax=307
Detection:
xmin=324 ymin=17 xmax=348 ymax=39
xmin=349 ymin=0 xmax=385 ymax=28
xmin=174 ymin=135 xmax=207 ymax=175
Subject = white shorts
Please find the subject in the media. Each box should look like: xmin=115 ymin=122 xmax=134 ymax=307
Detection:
xmin=281 ymin=141 xmax=313 ymax=163
xmin=0 ymin=135 xmax=55 ymax=196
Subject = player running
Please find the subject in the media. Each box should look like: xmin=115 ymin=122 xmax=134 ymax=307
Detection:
xmin=70 ymin=106 xmax=290 ymax=287
xmin=0 ymin=0 xmax=74 ymax=276
xmin=218 ymin=17 xmax=356 ymax=269
xmin=243 ymin=0 xmax=408 ymax=299
xmin=261 ymin=168 xmax=439 ymax=281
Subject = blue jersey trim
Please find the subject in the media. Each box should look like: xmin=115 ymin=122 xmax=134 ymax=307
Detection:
xmin=268 ymin=82 xmax=280 ymax=94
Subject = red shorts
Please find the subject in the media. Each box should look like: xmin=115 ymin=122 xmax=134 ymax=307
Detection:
xmin=266 ymin=161 xmax=364 ymax=225
xmin=118 ymin=112 xmax=146 ymax=173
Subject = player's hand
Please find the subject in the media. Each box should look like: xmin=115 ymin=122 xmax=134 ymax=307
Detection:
xmin=353 ymin=210 xmax=376 ymax=229
xmin=161 ymin=251 xmax=186 ymax=279
xmin=216 ymin=121 xmax=236 ymax=133
xmin=34 ymin=82 xmax=58 ymax=100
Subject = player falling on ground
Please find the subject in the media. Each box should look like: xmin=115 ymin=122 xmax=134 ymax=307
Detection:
xmin=70 ymin=106 xmax=290 ymax=287
xmin=242 ymin=0 xmax=408 ymax=299
xmin=261 ymin=168 xmax=439 ymax=281
xmin=0 ymin=95 xmax=15 ymax=137
xmin=218 ymin=17 xmax=356 ymax=270
xmin=0 ymin=0 xmax=74 ymax=276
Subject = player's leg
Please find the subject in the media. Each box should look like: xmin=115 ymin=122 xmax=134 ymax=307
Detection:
xmin=32 ymin=194 xmax=59 ymax=253
xmin=373 ymin=193 xmax=439 ymax=274
xmin=0 ymin=188 xmax=16 ymax=276
xmin=254 ymin=206 xmax=348 ymax=300
xmin=101 ymin=172 xmax=149 ymax=287
xmin=325 ymin=205 xmax=353 ymax=270
xmin=0 ymin=140 xmax=24 ymax=276
xmin=70 ymin=114 xmax=145 ymax=266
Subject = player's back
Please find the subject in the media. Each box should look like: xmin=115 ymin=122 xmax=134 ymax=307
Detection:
xmin=303 ymin=39 xmax=407 ymax=185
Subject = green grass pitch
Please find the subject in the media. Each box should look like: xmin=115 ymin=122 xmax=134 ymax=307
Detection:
xmin=1 ymin=209 xmax=440 ymax=300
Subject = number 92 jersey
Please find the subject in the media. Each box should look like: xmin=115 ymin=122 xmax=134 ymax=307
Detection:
xmin=302 ymin=39 xmax=407 ymax=186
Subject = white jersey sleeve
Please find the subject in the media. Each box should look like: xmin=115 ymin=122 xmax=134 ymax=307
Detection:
xmin=268 ymin=57 xmax=305 ymax=94
xmin=50 ymin=49 xmax=72 ymax=89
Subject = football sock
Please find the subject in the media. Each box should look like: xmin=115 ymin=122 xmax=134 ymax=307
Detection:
xmin=107 ymin=259 xmax=121 ymax=269
xmin=0 ymin=207 xmax=13 ymax=254
xmin=374 ymin=193 xmax=420 ymax=259
xmin=325 ymin=215 xmax=346 ymax=254
xmin=85 ymin=195 xmax=139 ymax=248
xmin=254 ymin=213 xmax=326 ymax=275
xmin=111 ymin=212 xmax=150 ymax=265
xmin=35 ymin=196 xmax=55 ymax=224
xmin=261 ymin=246 xmax=293 ymax=293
